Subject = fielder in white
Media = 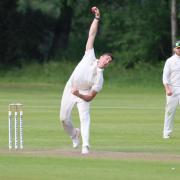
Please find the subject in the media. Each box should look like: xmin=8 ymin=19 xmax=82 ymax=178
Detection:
xmin=163 ymin=41 xmax=180 ymax=139
xmin=60 ymin=7 xmax=113 ymax=154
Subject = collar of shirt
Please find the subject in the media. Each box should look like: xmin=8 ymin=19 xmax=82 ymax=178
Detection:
xmin=96 ymin=60 xmax=104 ymax=72
xmin=97 ymin=67 xmax=104 ymax=72
xmin=174 ymin=54 xmax=180 ymax=59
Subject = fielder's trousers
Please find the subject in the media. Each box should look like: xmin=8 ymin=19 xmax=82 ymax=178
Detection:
xmin=163 ymin=87 xmax=180 ymax=137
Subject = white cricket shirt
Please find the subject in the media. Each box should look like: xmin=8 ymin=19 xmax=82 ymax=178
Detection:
xmin=163 ymin=54 xmax=180 ymax=87
xmin=68 ymin=48 xmax=104 ymax=92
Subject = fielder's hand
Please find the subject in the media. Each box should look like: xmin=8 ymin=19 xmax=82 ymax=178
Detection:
xmin=166 ymin=89 xmax=173 ymax=96
xmin=164 ymin=85 xmax=173 ymax=96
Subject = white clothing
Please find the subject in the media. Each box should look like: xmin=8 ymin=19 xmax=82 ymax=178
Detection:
xmin=60 ymin=48 xmax=104 ymax=147
xmin=163 ymin=54 xmax=180 ymax=87
xmin=69 ymin=48 xmax=104 ymax=92
xmin=163 ymin=54 xmax=180 ymax=137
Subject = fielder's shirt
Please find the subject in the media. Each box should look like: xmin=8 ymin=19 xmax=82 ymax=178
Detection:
xmin=163 ymin=54 xmax=180 ymax=87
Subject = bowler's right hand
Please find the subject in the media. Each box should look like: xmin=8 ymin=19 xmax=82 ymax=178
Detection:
xmin=91 ymin=6 xmax=100 ymax=18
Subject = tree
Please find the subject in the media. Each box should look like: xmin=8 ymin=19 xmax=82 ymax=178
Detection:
xmin=18 ymin=0 xmax=78 ymax=59
xmin=48 ymin=0 xmax=75 ymax=58
xmin=0 ymin=0 xmax=20 ymax=67
xmin=171 ymin=0 xmax=177 ymax=51
xmin=97 ymin=0 xmax=171 ymax=66
xmin=0 ymin=0 xmax=177 ymax=68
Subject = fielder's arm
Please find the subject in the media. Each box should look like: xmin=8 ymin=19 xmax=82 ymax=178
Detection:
xmin=164 ymin=84 xmax=172 ymax=96
xmin=71 ymin=89 xmax=97 ymax=102
xmin=163 ymin=62 xmax=172 ymax=96
xmin=85 ymin=7 xmax=100 ymax=51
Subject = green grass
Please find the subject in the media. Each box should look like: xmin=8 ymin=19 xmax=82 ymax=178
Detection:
xmin=0 ymin=61 xmax=163 ymax=87
xmin=0 ymin=156 xmax=180 ymax=180
xmin=0 ymin=82 xmax=180 ymax=179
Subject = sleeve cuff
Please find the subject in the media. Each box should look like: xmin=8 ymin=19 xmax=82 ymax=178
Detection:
xmin=97 ymin=67 xmax=104 ymax=72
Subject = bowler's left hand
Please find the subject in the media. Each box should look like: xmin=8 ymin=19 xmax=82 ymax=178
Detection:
xmin=71 ymin=88 xmax=79 ymax=96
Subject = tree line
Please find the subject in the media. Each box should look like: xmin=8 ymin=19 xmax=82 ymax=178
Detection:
xmin=0 ymin=0 xmax=179 ymax=69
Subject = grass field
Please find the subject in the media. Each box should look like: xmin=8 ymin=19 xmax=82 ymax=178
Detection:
xmin=0 ymin=82 xmax=180 ymax=180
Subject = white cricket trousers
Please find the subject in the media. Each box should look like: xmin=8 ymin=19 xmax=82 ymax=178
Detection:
xmin=60 ymin=83 xmax=90 ymax=147
xmin=163 ymin=87 xmax=180 ymax=136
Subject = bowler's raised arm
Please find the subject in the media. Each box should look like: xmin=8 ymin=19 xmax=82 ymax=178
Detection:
xmin=85 ymin=7 xmax=100 ymax=51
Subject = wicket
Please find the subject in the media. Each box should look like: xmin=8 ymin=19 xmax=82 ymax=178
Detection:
xmin=8 ymin=103 xmax=23 ymax=150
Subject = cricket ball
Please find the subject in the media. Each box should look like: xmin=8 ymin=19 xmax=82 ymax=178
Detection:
xmin=91 ymin=7 xmax=97 ymax=14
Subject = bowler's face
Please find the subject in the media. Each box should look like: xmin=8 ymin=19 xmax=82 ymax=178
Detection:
xmin=98 ymin=55 xmax=112 ymax=68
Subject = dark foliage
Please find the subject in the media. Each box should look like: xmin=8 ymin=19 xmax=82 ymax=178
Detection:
xmin=0 ymin=0 xmax=179 ymax=68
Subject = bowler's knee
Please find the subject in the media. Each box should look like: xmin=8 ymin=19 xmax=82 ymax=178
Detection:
xmin=59 ymin=115 xmax=67 ymax=129
xmin=60 ymin=110 xmax=67 ymax=121
xmin=80 ymin=111 xmax=90 ymax=121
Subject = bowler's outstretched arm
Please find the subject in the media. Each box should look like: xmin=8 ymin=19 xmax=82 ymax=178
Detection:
xmin=85 ymin=7 xmax=100 ymax=51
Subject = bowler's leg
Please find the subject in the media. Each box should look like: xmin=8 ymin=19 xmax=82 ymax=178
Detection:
xmin=77 ymin=100 xmax=90 ymax=148
xmin=60 ymin=85 xmax=77 ymax=138
xmin=163 ymin=95 xmax=178 ymax=138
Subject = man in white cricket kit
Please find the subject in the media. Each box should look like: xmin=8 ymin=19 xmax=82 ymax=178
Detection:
xmin=60 ymin=7 xmax=113 ymax=154
xmin=163 ymin=41 xmax=180 ymax=139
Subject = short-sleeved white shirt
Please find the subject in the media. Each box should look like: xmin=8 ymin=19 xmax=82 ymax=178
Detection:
xmin=163 ymin=54 xmax=180 ymax=87
xmin=68 ymin=48 xmax=104 ymax=92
